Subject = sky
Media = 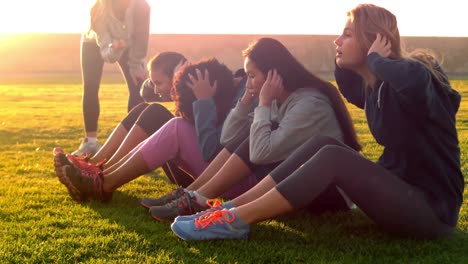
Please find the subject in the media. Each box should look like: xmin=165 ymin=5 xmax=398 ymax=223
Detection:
xmin=0 ymin=0 xmax=466 ymax=37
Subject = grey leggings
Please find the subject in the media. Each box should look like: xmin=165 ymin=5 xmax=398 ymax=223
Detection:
xmin=271 ymin=136 xmax=453 ymax=239
xmin=81 ymin=41 xmax=143 ymax=133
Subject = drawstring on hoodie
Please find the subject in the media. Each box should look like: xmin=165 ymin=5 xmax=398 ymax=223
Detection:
xmin=377 ymin=81 xmax=385 ymax=109
xmin=364 ymin=81 xmax=385 ymax=110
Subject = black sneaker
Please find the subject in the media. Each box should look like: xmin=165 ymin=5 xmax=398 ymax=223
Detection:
xmin=63 ymin=164 xmax=112 ymax=202
xmin=140 ymin=187 xmax=186 ymax=209
xmin=149 ymin=192 xmax=208 ymax=222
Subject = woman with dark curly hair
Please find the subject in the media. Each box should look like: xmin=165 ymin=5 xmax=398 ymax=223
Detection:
xmin=55 ymin=58 xmax=249 ymax=203
xmin=147 ymin=37 xmax=360 ymax=223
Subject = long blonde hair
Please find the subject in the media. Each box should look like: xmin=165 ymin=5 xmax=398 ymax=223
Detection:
xmin=89 ymin=0 xmax=112 ymax=32
xmin=348 ymin=4 xmax=449 ymax=89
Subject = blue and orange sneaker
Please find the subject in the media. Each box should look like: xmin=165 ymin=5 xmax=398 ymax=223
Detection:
xmin=171 ymin=208 xmax=250 ymax=240
xmin=174 ymin=200 xmax=234 ymax=222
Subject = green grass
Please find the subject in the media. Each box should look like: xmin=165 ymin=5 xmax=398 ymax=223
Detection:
xmin=0 ymin=77 xmax=467 ymax=264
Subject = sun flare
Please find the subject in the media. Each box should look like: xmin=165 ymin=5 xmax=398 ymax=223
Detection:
xmin=0 ymin=0 xmax=466 ymax=36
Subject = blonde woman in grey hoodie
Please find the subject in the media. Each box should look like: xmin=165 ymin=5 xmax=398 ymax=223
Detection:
xmin=74 ymin=0 xmax=150 ymax=156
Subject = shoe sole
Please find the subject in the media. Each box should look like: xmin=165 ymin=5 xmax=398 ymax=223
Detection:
xmin=149 ymin=206 xmax=179 ymax=222
xmin=149 ymin=208 xmax=205 ymax=223
xmin=170 ymin=222 xmax=250 ymax=240
xmin=140 ymin=200 xmax=174 ymax=210
xmin=170 ymin=222 xmax=190 ymax=240
xmin=140 ymin=201 xmax=152 ymax=210
xmin=140 ymin=193 xmax=184 ymax=210
xmin=150 ymin=212 xmax=172 ymax=222
xmin=60 ymin=165 xmax=84 ymax=202
xmin=54 ymin=152 xmax=71 ymax=183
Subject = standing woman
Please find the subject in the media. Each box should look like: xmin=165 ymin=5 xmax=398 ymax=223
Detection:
xmin=74 ymin=0 xmax=150 ymax=156
xmin=170 ymin=4 xmax=464 ymax=240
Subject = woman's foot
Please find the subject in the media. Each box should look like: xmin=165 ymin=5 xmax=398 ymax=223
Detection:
xmin=61 ymin=163 xmax=112 ymax=202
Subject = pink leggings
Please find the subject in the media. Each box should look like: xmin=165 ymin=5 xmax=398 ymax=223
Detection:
xmin=131 ymin=117 xmax=257 ymax=199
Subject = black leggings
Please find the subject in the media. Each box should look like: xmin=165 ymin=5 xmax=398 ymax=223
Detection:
xmin=121 ymin=103 xmax=174 ymax=134
xmin=120 ymin=102 xmax=194 ymax=187
xmin=226 ymin=136 xmax=349 ymax=214
xmin=81 ymin=41 xmax=143 ymax=133
xmin=271 ymin=136 xmax=453 ymax=239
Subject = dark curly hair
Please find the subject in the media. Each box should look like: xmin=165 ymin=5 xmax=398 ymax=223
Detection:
xmin=172 ymin=58 xmax=236 ymax=125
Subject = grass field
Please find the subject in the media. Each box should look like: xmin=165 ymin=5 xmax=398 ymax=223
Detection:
xmin=0 ymin=77 xmax=466 ymax=263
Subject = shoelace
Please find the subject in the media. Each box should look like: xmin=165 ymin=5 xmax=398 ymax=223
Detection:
xmin=194 ymin=209 xmax=235 ymax=230
xmin=167 ymin=192 xmax=194 ymax=210
xmin=196 ymin=199 xmax=223 ymax=214
xmin=145 ymin=188 xmax=184 ymax=206
xmin=166 ymin=188 xmax=185 ymax=201
xmin=67 ymin=154 xmax=102 ymax=175
xmin=184 ymin=199 xmax=224 ymax=219
xmin=94 ymin=159 xmax=107 ymax=170
xmin=206 ymin=199 xmax=222 ymax=209
xmin=68 ymin=155 xmax=105 ymax=198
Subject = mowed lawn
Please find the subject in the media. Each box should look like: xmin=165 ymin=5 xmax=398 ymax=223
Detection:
xmin=0 ymin=76 xmax=466 ymax=264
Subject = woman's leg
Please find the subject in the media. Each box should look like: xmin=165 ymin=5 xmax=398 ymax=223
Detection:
xmin=117 ymin=50 xmax=144 ymax=112
xmin=186 ymin=148 xmax=232 ymax=190
xmin=104 ymin=103 xmax=174 ymax=167
xmin=102 ymin=151 xmax=150 ymax=192
xmin=230 ymin=177 xmax=277 ymax=206
xmin=195 ymin=138 xmax=258 ymax=199
xmin=81 ymin=41 xmax=103 ymax=136
xmin=73 ymin=41 xmax=104 ymax=156
xmin=230 ymin=136 xmax=340 ymax=206
xmin=162 ymin=160 xmax=196 ymax=188
xmin=103 ymin=118 xmax=208 ymax=191
xmin=236 ymin=141 xmax=452 ymax=238
xmin=188 ymin=128 xmax=253 ymax=191
xmin=90 ymin=103 xmax=149 ymax=163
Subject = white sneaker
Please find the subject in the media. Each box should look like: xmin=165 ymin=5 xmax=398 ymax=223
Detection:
xmin=71 ymin=138 xmax=101 ymax=157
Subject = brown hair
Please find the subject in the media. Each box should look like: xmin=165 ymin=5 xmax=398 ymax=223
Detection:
xmin=89 ymin=0 xmax=109 ymax=32
xmin=348 ymin=4 xmax=449 ymax=89
xmin=147 ymin=52 xmax=187 ymax=80
xmin=243 ymin=38 xmax=361 ymax=151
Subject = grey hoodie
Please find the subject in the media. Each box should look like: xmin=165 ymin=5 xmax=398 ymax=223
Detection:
xmin=82 ymin=0 xmax=150 ymax=74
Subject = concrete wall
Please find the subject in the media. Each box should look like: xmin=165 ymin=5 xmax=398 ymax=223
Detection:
xmin=1 ymin=34 xmax=467 ymax=78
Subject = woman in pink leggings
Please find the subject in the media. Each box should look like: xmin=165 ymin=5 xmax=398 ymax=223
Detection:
xmin=55 ymin=58 xmax=256 ymax=202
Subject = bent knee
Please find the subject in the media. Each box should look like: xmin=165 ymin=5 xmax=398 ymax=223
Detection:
xmin=143 ymin=103 xmax=170 ymax=115
xmin=316 ymin=144 xmax=353 ymax=162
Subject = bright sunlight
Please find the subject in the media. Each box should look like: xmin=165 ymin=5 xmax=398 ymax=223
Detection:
xmin=0 ymin=0 xmax=466 ymax=36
